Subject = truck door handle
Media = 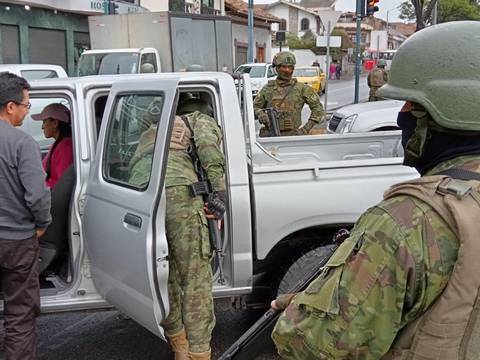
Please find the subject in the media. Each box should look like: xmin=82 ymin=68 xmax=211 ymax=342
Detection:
xmin=123 ymin=213 xmax=142 ymax=228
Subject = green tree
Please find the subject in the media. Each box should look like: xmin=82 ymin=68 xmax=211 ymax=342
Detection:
xmin=286 ymin=30 xmax=317 ymax=49
xmin=439 ymin=0 xmax=480 ymax=21
xmin=399 ymin=0 xmax=480 ymax=30
xmin=398 ymin=0 xmax=438 ymax=30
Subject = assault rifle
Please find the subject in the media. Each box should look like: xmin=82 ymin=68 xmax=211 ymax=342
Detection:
xmin=263 ymin=108 xmax=281 ymax=137
xmin=181 ymin=116 xmax=226 ymax=285
xmin=218 ymin=229 xmax=350 ymax=360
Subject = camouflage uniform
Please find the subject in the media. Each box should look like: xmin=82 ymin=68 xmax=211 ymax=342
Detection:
xmin=130 ymin=111 xmax=225 ymax=353
xmin=367 ymin=61 xmax=388 ymax=102
xmin=163 ymin=111 xmax=224 ymax=354
xmin=273 ymin=155 xmax=480 ymax=359
xmin=273 ymin=21 xmax=480 ymax=359
xmin=253 ymin=51 xmax=324 ymax=136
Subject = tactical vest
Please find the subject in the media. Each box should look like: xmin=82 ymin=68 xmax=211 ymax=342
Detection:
xmin=267 ymin=80 xmax=304 ymax=132
xmin=170 ymin=115 xmax=191 ymax=150
xmin=369 ymin=68 xmax=387 ymax=87
xmin=382 ymin=173 xmax=480 ymax=360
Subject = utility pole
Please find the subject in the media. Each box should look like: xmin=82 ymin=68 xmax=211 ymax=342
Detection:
xmin=247 ymin=0 xmax=254 ymax=63
xmin=324 ymin=20 xmax=331 ymax=112
xmin=354 ymin=0 xmax=363 ymax=103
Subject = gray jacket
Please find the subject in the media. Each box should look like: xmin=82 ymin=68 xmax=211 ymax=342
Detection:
xmin=0 ymin=120 xmax=51 ymax=240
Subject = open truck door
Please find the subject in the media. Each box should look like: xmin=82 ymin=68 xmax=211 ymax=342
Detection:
xmin=84 ymin=78 xmax=179 ymax=337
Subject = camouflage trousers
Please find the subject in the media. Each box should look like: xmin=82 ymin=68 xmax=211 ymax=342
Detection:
xmin=162 ymin=186 xmax=215 ymax=353
xmin=368 ymin=87 xmax=385 ymax=102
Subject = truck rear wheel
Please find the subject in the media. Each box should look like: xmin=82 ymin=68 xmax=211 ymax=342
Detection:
xmin=276 ymin=244 xmax=335 ymax=296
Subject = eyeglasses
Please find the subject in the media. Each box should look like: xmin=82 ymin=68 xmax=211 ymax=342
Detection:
xmin=14 ymin=101 xmax=32 ymax=109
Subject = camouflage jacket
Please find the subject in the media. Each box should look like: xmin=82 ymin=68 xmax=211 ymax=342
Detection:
xmin=272 ymin=155 xmax=480 ymax=360
xmin=367 ymin=68 xmax=388 ymax=88
xmin=129 ymin=111 xmax=225 ymax=192
xmin=165 ymin=111 xmax=225 ymax=192
xmin=253 ymin=78 xmax=324 ymax=134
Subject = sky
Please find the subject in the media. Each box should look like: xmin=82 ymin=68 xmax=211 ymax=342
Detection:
xmin=335 ymin=0 xmax=404 ymax=22
xmin=253 ymin=0 xmax=406 ymax=22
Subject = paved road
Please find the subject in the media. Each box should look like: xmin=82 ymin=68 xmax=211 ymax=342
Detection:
xmin=0 ymin=307 xmax=279 ymax=360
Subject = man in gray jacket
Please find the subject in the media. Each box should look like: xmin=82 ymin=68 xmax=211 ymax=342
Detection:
xmin=0 ymin=72 xmax=51 ymax=360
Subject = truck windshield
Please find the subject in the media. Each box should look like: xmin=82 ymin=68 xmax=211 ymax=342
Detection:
xmin=77 ymin=52 xmax=140 ymax=76
xmin=235 ymin=65 xmax=266 ymax=78
xmin=293 ymin=68 xmax=318 ymax=77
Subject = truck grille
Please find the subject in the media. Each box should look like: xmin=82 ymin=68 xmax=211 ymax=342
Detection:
xmin=328 ymin=114 xmax=344 ymax=132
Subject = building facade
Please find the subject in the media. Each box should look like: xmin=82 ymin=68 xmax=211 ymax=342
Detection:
xmin=0 ymin=1 xmax=144 ymax=74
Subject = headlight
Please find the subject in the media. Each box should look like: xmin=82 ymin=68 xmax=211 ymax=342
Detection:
xmin=337 ymin=114 xmax=358 ymax=133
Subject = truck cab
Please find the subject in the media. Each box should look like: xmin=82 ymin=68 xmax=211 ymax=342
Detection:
xmin=77 ymin=48 xmax=161 ymax=76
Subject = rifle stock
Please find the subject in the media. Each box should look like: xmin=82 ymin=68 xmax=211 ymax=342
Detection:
xmin=219 ymin=243 xmax=339 ymax=360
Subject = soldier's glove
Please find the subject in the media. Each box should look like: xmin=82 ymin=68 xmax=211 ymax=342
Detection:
xmin=295 ymin=127 xmax=309 ymax=136
xmin=272 ymin=293 xmax=296 ymax=311
xmin=257 ymin=111 xmax=270 ymax=126
xmin=206 ymin=190 xmax=226 ymax=220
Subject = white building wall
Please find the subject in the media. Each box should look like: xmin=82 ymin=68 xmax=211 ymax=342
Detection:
xmin=272 ymin=47 xmax=328 ymax=70
xmin=232 ymin=23 xmax=272 ymax=66
xmin=139 ymin=0 xmax=168 ymax=11
xmin=7 ymin=0 xmax=143 ymax=14
xmin=297 ymin=11 xmax=317 ymax=36
xmin=268 ymin=4 xmax=289 ymax=32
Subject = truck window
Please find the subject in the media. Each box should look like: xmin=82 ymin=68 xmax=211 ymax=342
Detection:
xmin=78 ymin=52 xmax=140 ymax=76
xmin=103 ymin=94 xmax=164 ymax=190
xmin=140 ymin=53 xmax=158 ymax=73
xmin=20 ymin=70 xmax=59 ymax=80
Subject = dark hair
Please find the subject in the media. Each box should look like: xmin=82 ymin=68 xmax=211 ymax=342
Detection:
xmin=0 ymin=72 xmax=31 ymax=111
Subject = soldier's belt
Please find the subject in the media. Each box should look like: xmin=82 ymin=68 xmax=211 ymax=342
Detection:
xmin=189 ymin=181 xmax=210 ymax=197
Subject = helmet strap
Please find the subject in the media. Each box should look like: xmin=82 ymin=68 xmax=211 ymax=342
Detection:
xmin=403 ymin=107 xmax=431 ymax=167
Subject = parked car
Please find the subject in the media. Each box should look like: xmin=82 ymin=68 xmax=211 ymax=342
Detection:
xmin=293 ymin=66 xmax=326 ymax=94
xmin=234 ymin=63 xmax=276 ymax=96
xmin=0 ymin=64 xmax=68 ymax=81
xmin=327 ymin=99 xmax=404 ymax=133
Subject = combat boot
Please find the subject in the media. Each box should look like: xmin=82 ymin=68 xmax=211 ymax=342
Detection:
xmin=166 ymin=329 xmax=189 ymax=360
xmin=187 ymin=350 xmax=211 ymax=360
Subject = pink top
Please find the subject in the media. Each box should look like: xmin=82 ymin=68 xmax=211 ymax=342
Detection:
xmin=42 ymin=137 xmax=73 ymax=189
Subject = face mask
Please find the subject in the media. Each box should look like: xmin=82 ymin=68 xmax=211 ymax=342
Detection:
xmin=397 ymin=111 xmax=417 ymax=149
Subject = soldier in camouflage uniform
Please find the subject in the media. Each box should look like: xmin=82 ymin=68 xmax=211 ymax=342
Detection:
xmin=271 ymin=21 xmax=480 ymax=359
xmin=367 ymin=59 xmax=388 ymax=102
xmin=253 ymin=51 xmax=324 ymax=136
xmin=130 ymin=98 xmax=225 ymax=360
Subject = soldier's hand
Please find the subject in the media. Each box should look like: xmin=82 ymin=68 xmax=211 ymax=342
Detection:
xmin=295 ymin=127 xmax=309 ymax=136
xmin=257 ymin=111 xmax=270 ymax=126
xmin=36 ymin=228 xmax=46 ymax=238
xmin=204 ymin=191 xmax=226 ymax=220
xmin=271 ymin=293 xmax=296 ymax=311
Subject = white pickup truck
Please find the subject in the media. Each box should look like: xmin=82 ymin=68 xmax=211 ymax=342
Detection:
xmin=17 ymin=73 xmax=418 ymax=340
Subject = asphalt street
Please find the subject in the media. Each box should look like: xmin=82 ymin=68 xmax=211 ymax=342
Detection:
xmin=0 ymin=307 xmax=279 ymax=360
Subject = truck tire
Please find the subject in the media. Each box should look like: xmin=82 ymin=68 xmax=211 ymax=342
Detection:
xmin=276 ymin=244 xmax=335 ymax=296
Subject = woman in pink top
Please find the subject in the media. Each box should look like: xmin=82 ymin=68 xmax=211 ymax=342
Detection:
xmin=32 ymin=103 xmax=73 ymax=189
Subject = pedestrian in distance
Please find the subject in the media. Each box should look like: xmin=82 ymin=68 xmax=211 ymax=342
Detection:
xmin=253 ymin=51 xmax=324 ymax=137
xmin=335 ymin=63 xmax=342 ymax=80
xmin=0 ymin=72 xmax=51 ymax=360
xmin=329 ymin=62 xmax=337 ymax=80
xmin=367 ymin=58 xmax=388 ymax=101
xmin=271 ymin=21 xmax=480 ymax=360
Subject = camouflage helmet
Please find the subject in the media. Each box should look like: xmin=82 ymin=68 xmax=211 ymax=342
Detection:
xmin=272 ymin=51 xmax=296 ymax=67
xmin=377 ymin=21 xmax=480 ymax=132
xmin=377 ymin=59 xmax=387 ymax=68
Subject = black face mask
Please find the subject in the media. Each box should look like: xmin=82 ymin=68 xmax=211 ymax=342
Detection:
xmin=396 ymin=111 xmax=417 ymax=149
xmin=396 ymin=110 xmax=480 ymax=174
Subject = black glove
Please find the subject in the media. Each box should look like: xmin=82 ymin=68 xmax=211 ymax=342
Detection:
xmin=206 ymin=191 xmax=226 ymax=220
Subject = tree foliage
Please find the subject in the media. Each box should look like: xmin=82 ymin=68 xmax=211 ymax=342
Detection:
xmin=439 ymin=0 xmax=480 ymax=21
xmin=286 ymin=30 xmax=316 ymax=49
xmin=399 ymin=0 xmax=480 ymax=30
